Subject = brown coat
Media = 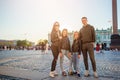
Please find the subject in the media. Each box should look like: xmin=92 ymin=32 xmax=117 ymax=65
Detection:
xmin=51 ymin=30 xmax=61 ymax=47
xmin=59 ymin=36 xmax=71 ymax=52
xmin=79 ymin=24 xmax=96 ymax=44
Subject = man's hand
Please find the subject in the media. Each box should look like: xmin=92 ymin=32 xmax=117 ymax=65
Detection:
xmin=91 ymin=42 xmax=95 ymax=47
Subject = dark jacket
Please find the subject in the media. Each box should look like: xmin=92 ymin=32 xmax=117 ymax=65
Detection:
xmin=51 ymin=30 xmax=61 ymax=47
xmin=60 ymin=36 xmax=71 ymax=52
xmin=72 ymin=39 xmax=82 ymax=55
xmin=79 ymin=24 xmax=96 ymax=44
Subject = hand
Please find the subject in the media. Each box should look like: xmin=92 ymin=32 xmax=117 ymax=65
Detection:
xmin=78 ymin=55 xmax=80 ymax=58
xmin=91 ymin=42 xmax=95 ymax=47
xmin=68 ymin=52 xmax=72 ymax=58
xmin=59 ymin=36 xmax=62 ymax=39
xmin=59 ymin=52 xmax=63 ymax=58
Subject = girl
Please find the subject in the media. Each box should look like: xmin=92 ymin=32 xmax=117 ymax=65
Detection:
xmin=49 ymin=21 xmax=62 ymax=77
xmin=59 ymin=29 xmax=73 ymax=76
xmin=72 ymin=31 xmax=81 ymax=77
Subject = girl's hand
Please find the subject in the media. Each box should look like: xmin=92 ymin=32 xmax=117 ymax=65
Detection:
xmin=78 ymin=55 xmax=80 ymax=58
xmin=59 ymin=52 xmax=63 ymax=58
xmin=68 ymin=52 xmax=72 ymax=58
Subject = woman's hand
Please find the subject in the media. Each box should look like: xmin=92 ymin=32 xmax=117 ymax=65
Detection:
xmin=59 ymin=36 xmax=62 ymax=39
xmin=78 ymin=54 xmax=80 ymax=58
xmin=59 ymin=52 xmax=63 ymax=58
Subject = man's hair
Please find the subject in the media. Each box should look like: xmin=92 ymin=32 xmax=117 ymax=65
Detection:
xmin=81 ymin=17 xmax=87 ymax=20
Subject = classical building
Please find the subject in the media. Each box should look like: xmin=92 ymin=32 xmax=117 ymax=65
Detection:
xmin=96 ymin=28 xmax=120 ymax=47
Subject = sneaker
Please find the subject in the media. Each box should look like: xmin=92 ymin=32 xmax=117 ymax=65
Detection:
xmin=54 ymin=71 xmax=58 ymax=76
xmin=49 ymin=71 xmax=55 ymax=78
xmin=94 ymin=72 xmax=98 ymax=78
xmin=73 ymin=72 xmax=77 ymax=74
xmin=84 ymin=70 xmax=90 ymax=77
xmin=62 ymin=71 xmax=67 ymax=76
xmin=77 ymin=73 xmax=81 ymax=77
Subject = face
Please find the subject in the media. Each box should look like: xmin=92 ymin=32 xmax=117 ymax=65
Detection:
xmin=74 ymin=32 xmax=79 ymax=39
xmin=63 ymin=30 xmax=67 ymax=37
xmin=81 ymin=18 xmax=88 ymax=25
xmin=54 ymin=22 xmax=59 ymax=32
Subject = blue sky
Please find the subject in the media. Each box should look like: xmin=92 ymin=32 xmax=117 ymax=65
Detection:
xmin=0 ymin=0 xmax=120 ymax=43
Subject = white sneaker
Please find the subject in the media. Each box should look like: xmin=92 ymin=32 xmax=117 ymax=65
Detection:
xmin=94 ymin=71 xmax=98 ymax=78
xmin=49 ymin=71 xmax=55 ymax=78
xmin=84 ymin=70 xmax=89 ymax=77
xmin=54 ymin=71 xmax=58 ymax=76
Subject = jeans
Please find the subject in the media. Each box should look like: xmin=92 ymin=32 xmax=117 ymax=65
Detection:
xmin=60 ymin=49 xmax=72 ymax=72
xmin=72 ymin=52 xmax=80 ymax=72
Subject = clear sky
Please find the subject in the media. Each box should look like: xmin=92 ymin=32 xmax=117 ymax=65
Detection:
xmin=0 ymin=0 xmax=120 ymax=43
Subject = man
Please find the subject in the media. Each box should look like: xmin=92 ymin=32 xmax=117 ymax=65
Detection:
xmin=79 ymin=17 xmax=98 ymax=78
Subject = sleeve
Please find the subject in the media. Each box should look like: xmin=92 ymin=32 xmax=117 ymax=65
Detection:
xmin=79 ymin=29 xmax=82 ymax=39
xmin=91 ymin=26 xmax=96 ymax=42
xmin=59 ymin=39 xmax=62 ymax=53
xmin=68 ymin=38 xmax=71 ymax=52
xmin=71 ymin=40 xmax=74 ymax=55
xmin=78 ymin=39 xmax=82 ymax=55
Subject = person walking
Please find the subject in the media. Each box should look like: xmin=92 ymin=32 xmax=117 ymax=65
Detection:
xmin=49 ymin=21 xmax=62 ymax=78
xmin=79 ymin=17 xmax=98 ymax=78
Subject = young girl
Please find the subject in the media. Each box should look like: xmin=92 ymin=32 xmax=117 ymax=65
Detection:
xmin=72 ymin=31 xmax=81 ymax=77
xmin=49 ymin=21 xmax=62 ymax=77
xmin=59 ymin=29 xmax=73 ymax=76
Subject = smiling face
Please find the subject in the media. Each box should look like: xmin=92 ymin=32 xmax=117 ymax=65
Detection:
xmin=81 ymin=17 xmax=88 ymax=26
xmin=74 ymin=32 xmax=79 ymax=39
xmin=62 ymin=29 xmax=68 ymax=37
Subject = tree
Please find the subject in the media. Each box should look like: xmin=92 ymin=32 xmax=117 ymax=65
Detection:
xmin=17 ymin=40 xmax=28 ymax=47
xmin=37 ymin=39 xmax=48 ymax=46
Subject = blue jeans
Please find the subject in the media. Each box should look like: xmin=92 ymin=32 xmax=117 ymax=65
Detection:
xmin=72 ymin=52 xmax=80 ymax=73
xmin=60 ymin=49 xmax=72 ymax=72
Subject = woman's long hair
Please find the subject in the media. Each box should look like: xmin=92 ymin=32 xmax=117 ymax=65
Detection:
xmin=51 ymin=21 xmax=60 ymax=33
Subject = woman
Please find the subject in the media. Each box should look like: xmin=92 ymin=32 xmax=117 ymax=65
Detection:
xmin=49 ymin=21 xmax=62 ymax=77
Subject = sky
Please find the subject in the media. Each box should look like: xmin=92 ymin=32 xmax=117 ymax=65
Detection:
xmin=0 ymin=0 xmax=120 ymax=43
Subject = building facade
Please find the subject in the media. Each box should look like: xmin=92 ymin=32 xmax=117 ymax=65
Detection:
xmin=96 ymin=28 xmax=120 ymax=47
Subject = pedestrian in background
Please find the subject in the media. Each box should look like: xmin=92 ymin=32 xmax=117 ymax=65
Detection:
xmin=96 ymin=43 xmax=100 ymax=53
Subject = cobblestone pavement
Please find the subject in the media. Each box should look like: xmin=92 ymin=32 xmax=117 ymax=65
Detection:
xmin=0 ymin=50 xmax=120 ymax=80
